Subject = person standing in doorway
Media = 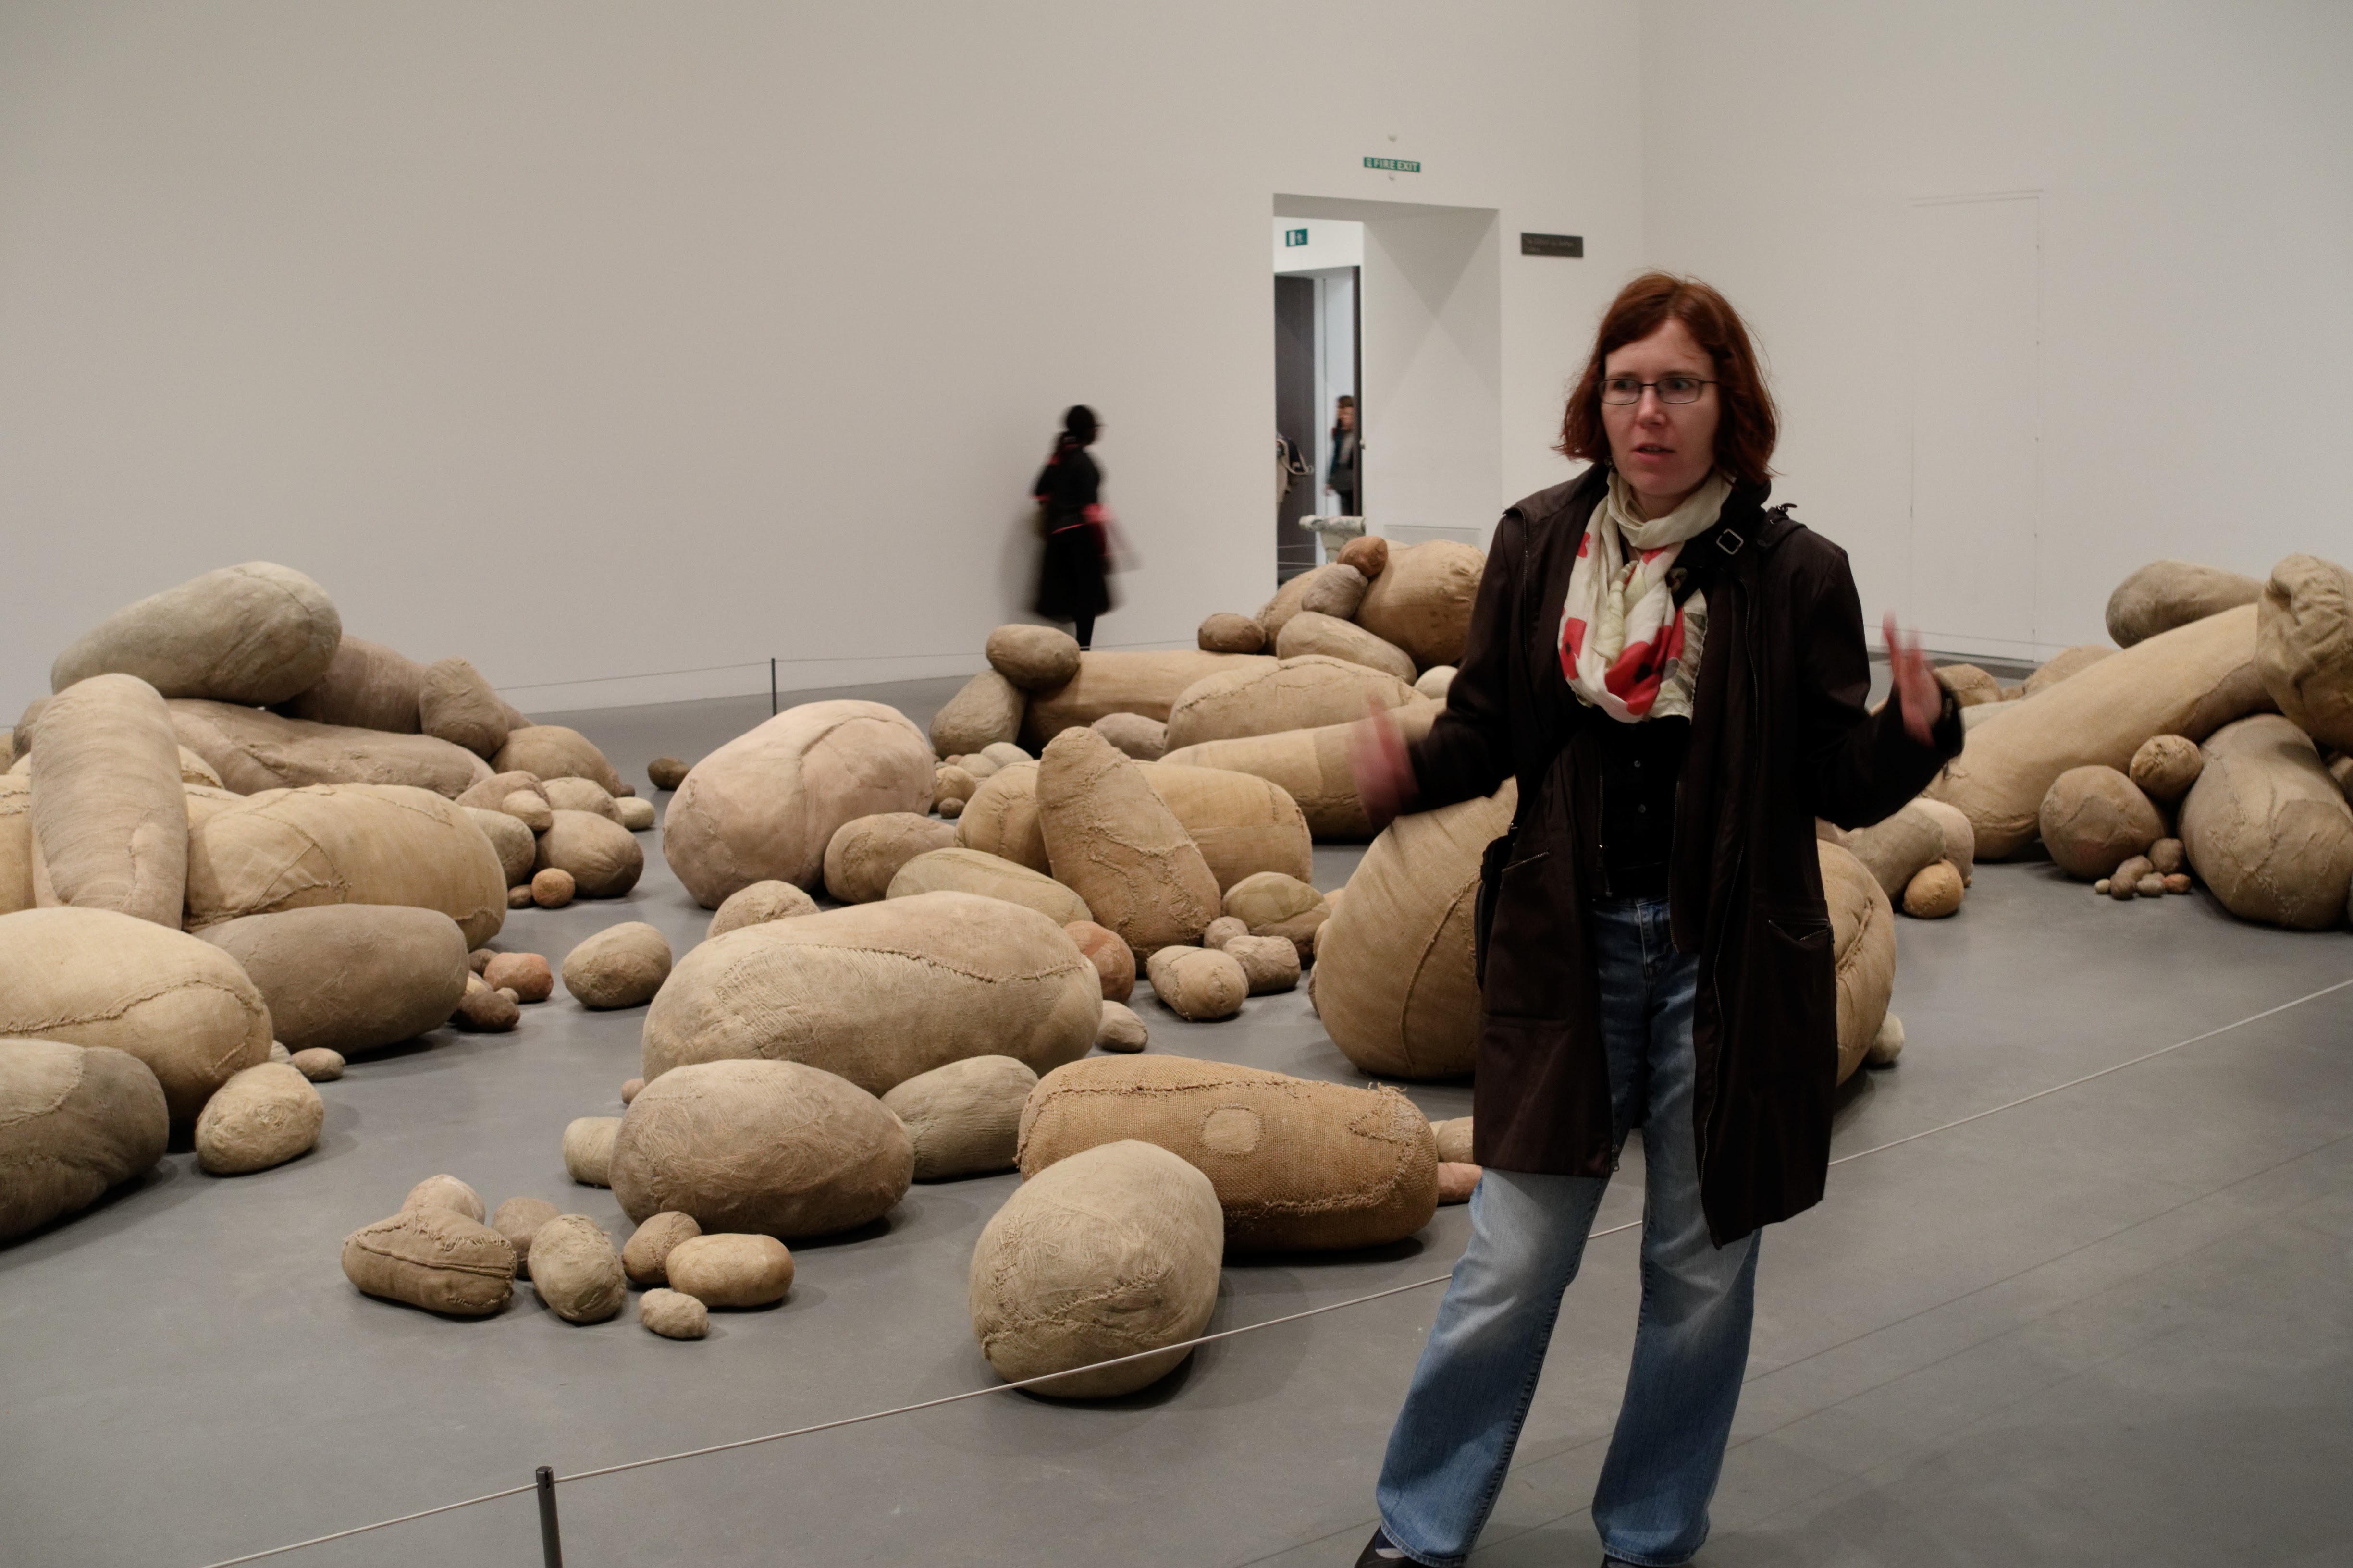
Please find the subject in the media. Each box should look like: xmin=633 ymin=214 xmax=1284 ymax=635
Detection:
xmin=1032 ymin=404 xmax=1114 ymax=650
xmin=1346 ymin=272 xmax=1961 ymax=1568
xmin=1327 ymin=394 xmax=1361 ymax=516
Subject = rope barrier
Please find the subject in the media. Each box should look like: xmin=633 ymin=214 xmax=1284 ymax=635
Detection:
xmin=191 ymin=973 xmax=2352 ymax=1568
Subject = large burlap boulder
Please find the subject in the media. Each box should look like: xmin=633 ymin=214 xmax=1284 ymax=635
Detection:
xmin=1018 ymin=651 xmax=1276 ymax=748
xmin=1037 ymin=727 xmax=1220 ymax=956
xmin=2107 ymin=560 xmax=2263 ymax=647
xmin=195 ymin=905 xmax=470 ymax=1054
xmin=642 ymin=891 xmax=1100 ymax=1091
xmin=887 ymin=846 xmax=1093 ymax=925
xmin=277 ymin=635 xmax=424 ymax=732
xmin=1019 ymin=1056 xmax=1439 ymax=1251
xmin=169 ymin=700 xmax=492 ymax=798
xmin=0 ymin=776 xmax=34 ymax=915
xmin=1161 ymin=701 xmax=1444 ymax=840
xmin=930 ymin=671 xmax=1025 ymax=757
xmin=880 ymin=1054 xmax=1039 ymax=1180
xmin=1926 ymin=605 xmax=2270 ymax=857
xmin=1143 ymin=946 xmax=1248 ymax=1020
xmin=664 ymin=701 xmax=933 ymax=906
xmin=1842 ymin=801 xmax=1950 ymax=902
xmin=30 ymin=675 xmax=186 ymax=928
xmin=1133 ymin=762 xmax=1313 ymax=892
xmin=52 ymin=563 xmax=341 ymax=705
xmin=608 ymin=1058 xmax=913 ymax=1239
xmin=986 ymin=625 xmax=1084 ymax=692
xmin=0 ymin=1039 xmax=168 ymax=1241
xmin=2179 ymin=714 xmax=2353 ymax=929
xmin=1315 ymin=784 xmax=1515 ymax=1079
xmin=2254 ymin=554 xmax=2353 ymax=751
xmin=341 ymin=1207 xmax=515 ymax=1317
xmin=0 ymin=907 xmax=271 ymax=1125
xmin=968 ymin=1139 xmax=1221 ymax=1397
xmin=417 ymin=658 xmax=509 ymax=759
xmin=562 ymin=922 xmax=673 ymax=1009
xmin=1354 ymin=541 xmax=1484 ymax=668
xmin=2023 ymin=644 xmax=2115 ymax=698
xmin=534 ymin=809 xmax=644 ymax=899
xmin=1275 ymin=612 xmax=1417 ymax=684
xmin=2038 ymin=766 xmax=2164 ymax=880
xmin=491 ymin=725 xmax=624 ymax=794
xmin=956 ymin=762 xmax=1048 ymax=872
xmin=193 ymin=1061 xmax=323 ymax=1175
xmin=187 ymin=784 xmax=508 ymax=948
xmin=1164 ymin=656 xmax=1419 ymax=752
xmin=1820 ymin=842 xmax=1895 ymax=1085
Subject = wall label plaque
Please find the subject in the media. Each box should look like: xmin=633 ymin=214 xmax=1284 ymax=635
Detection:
xmin=1521 ymin=233 xmax=1584 ymax=257
xmin=1363 ymin=156 xmax=1421 ymax=172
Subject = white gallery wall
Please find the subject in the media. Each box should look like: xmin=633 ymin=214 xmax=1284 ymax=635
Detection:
xmin=1643 ymin=0 xmax=2353 ymax=661
xmin=0 ymin=1 xmax=1640 ymax=714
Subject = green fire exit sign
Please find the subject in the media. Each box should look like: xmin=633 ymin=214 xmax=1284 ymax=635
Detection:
xmin=1364 ymin=156 xmax=1421 ymax=172
xmin=1285 ymin=228 xmax=1308 ymax=246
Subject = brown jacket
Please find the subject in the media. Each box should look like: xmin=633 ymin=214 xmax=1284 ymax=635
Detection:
xmin=1407 ymin=467 xmax=1961 ymax=1244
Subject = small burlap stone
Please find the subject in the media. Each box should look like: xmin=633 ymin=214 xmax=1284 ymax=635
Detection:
xmin=2039 ymin=766 xmax=2164 ymax=880
xmin=707 ymin=879 xmax=818 ymax=938
xmin=622 ymin=1211 xmax=702 ymax=1286
xmin=665 ymin=1234 xmax=795 ymax=1308
xmin=193 ymin=1062 xmax=323 ymax=1175
xmin=824 ymin=813 xmax=958 ymax=903
xmin=880 ymin=1055 xmax=1039 ymax=1180
xmin=2107 ymin=560 xmax=2263 ymax=647
xmin=342 ymin=1207 xmax=513 ymax=1317
xmin=1197 ymin=613 xmax=1266 ymax=654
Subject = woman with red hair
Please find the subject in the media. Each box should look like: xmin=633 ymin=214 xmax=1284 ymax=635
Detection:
xmin=1349 ymin=274 xmax=1959 ymax=1568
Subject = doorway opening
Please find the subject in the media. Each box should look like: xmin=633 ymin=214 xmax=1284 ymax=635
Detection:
xmin=1270 ymin=195 xmax=1502 ymax=590
xmin=1273 ymin=218 xmax=1362 ymax=581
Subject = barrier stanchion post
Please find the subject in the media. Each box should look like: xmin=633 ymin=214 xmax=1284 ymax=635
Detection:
xmin=534 ymin=1467 xmax=563 ymax=1568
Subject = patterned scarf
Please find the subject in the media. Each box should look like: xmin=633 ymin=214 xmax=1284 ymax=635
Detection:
xmin=1559 ymin=469 xmax=1731 ymax=723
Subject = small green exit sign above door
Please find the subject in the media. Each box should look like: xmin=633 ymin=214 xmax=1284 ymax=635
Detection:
xmin=1364 ymin=156 xmax=1420 ymax=172
xmin=1285 ymin=228 xmax=1308 ymax=247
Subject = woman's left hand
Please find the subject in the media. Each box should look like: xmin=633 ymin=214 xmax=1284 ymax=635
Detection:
xmin=1883 ymin=615 xmax=1941 ymax=745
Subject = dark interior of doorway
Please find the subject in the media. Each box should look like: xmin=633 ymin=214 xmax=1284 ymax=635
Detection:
xmin=1274 ymin=276 xmax=1317 ymax=580
xmin=1272 ymin=266 xmax=1361 ymax=585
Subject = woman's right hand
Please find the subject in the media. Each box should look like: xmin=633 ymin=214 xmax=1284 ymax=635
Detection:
xmin=1349 ymin=701 xmax=1419 ymax=832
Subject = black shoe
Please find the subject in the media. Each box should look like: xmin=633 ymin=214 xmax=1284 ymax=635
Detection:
xmin=1355 ymin=1528 xmax=1413 ymax=1566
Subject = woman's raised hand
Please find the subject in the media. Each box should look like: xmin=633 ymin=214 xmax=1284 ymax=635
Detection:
xmin=1882 ymin=615 xmax=1941 ymax=746
xmin=1349 ymin=701 xmax=1419 ymax=832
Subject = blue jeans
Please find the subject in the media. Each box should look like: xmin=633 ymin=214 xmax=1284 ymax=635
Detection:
xmin=1374 ymin=897 xmax=1760 ymax=1567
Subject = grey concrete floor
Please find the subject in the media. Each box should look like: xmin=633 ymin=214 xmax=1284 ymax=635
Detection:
xmin=3 ymin=675 xmax=2349 ymax=1568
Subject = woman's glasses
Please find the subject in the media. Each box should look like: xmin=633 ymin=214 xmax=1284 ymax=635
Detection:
xmin=1600 ymin=375 xmax=1716 ymax=405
